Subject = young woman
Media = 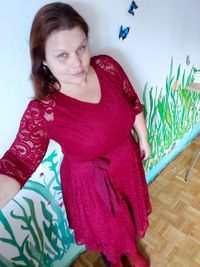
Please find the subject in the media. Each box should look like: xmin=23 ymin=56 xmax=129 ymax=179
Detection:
xmin=0 ymin=3 xmax=151 ymax=267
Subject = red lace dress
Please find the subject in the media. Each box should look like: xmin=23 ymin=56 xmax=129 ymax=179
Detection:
xmin=0 ymin=55 xmax=151 ymax=262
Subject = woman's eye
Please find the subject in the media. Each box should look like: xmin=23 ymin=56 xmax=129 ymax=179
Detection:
xmin=57 ymin=53 xmax=68 ymax=58
xmin=78 ymin=46 xmax=85 ymax=52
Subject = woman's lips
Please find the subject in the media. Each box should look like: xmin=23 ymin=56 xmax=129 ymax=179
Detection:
xmin=72 ymin=70 xmax=84 ymax=77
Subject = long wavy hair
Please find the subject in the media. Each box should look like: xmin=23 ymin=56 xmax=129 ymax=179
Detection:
xmin=29 ymin=2 xmax=89 ymax=100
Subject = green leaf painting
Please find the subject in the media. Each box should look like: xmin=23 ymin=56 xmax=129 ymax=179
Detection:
xmin=143 ymin=58 xmax=200 ymax=171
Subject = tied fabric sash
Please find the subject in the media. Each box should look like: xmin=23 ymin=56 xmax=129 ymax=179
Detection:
xmin=93 ymin=157 xmax=120 ymax=214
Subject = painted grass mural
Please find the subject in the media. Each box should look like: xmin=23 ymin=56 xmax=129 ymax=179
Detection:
xmin=143 ymin=58 xmax=200 ymax=171
xmin=0 ymin=146 xmax=84 ymax=267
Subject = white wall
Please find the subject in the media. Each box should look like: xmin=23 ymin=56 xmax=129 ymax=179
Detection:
xmin=1 ymin=0 xmax=200 ymax=156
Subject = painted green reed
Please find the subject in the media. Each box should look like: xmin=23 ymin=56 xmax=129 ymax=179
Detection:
xmin=143 ymin=58 xmax=200 ymax=171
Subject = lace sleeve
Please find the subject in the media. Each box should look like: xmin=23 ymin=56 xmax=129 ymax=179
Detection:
xmin=0 ymin=100 xmax=50 ymax=187
xmin=93 ymin=54 xmax=143 ymax=115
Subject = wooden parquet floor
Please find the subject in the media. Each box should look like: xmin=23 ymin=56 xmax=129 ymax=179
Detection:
xmin=70 ymin=135 xmax=200 ymax=267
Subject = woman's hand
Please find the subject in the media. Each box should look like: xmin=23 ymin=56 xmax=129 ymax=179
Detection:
xmin=138 ymin=138 xmax=150 ymax=160
xmin=0 ymin=175 xmax=20 ymax=210
xmin=133 ymin=112 xmax=150 ymax=160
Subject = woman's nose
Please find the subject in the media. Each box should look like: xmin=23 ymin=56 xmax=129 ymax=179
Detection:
xmin=71 ymin=53 xmax=81 ymax=67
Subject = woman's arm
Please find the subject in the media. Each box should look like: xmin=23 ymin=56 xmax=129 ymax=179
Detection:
xmin=0 ymin=175 xmax=21 ymax=209
xmin=133 ymin=112 xmax=150 ymax=160
xmin=0 ymin=100 xmax=50 ymax=209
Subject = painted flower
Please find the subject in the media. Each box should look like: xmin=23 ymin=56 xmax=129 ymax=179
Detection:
xmin=172 ymin=80 xmax=179 ymax=91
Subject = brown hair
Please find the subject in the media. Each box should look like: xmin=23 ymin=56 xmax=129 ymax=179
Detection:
xmin=30 ymin=2 xmax=89 ymax=100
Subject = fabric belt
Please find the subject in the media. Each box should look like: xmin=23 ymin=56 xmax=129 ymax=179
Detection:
xmin=93 ymin=157 xmax=120 ymax=214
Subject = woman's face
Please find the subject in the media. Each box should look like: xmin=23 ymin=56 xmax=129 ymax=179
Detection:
xmin=43 ymin=27 xmax=90 ymax=89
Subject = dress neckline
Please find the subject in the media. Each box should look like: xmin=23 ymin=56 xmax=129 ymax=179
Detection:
xmin=54 ymin=59 xmax=103 ymax=105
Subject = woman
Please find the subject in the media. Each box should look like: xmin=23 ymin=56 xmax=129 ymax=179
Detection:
xmin=0 ymin=2 xmax=151 ymax=267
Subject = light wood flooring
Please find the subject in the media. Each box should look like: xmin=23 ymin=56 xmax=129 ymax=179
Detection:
xmin=70 ymin=135 xmax=200 ymax=267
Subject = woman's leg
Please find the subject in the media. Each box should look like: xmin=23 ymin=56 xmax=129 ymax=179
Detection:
xmin=100 ymin=253 xmax=124 ymax=267
xmin=100 ymin=252 xmax=112 ymax=267
xmin=126 ymin=249 xmax=150 ymax=267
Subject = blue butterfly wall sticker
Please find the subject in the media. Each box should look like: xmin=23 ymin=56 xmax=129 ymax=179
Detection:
xmin=186 ymin=55 xmax=191 ymax=66
xmin=119 ymin=25 xmax=130 ymax=41
xmin=128 ymin=1 xmax=138 ymax=16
